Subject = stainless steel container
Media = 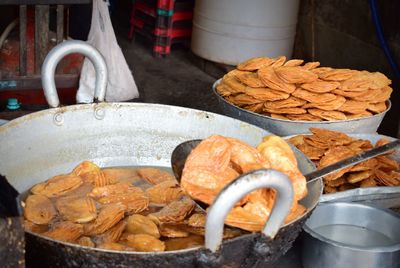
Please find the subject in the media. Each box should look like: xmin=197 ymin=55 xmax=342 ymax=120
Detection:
xmin=302 ymin=202 xmax=400 ymax=268
xmin=212 ymin=79 xmax=391 ymax=136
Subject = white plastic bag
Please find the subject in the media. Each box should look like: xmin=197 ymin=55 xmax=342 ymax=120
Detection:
xmin=77 ymin=0 xmax=139 ymax=103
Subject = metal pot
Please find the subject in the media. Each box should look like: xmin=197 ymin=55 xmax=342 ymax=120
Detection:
xmin=302 ymin=202 xmax=400 ymax=268
xmin=0 ymin=41 xmax=322 ymax=267
xmin=212 ymin=79 xmax=391 ymax=136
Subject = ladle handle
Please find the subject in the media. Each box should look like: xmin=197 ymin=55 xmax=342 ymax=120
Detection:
xmin=204 ymin=169 xmax=294 ymax=253
xmin=41 ymin=40 xmax=108 ymax=107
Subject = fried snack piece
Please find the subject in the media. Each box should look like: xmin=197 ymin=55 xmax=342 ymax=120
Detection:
xmin=234 ymin=71 xmax=265 ymax=88
xmin=375 ymin=169 xmax=400 ymax=186
xmin=347 ymin=170 xmax=374 ymax=184
xmin=181 ymin=135 xmax=267 ymax=204
xmin=215 ymin=83 xmax=234 ymax=97
xmin=224 ymin=206 xmax=269 ymax=232
xmin=56 ymin=196 xmax=97 ymax=223
xmin=224 ymin=68 xmax=243 ymax=78
xmin=264 ymin=96 xmax=306 ymax=109
xmin=221 ymin=76 xmax=247 ymax=94
xmin=126 ymin=214 xmax=160 ymax=238
xmin=24 ymin=194 xmax=57 ymax=225
xmin=318 ymin=69 xmax=358 ymax=81
xmin=73 ymin=161 xmax=114 ymax=187
xmin=302 ymin=95 xmax=346 ymax=111
xmin=331 ymin=89 xmax=367 ymax=99
xmin=43 ymin=221 xmax=83 ymax=243
xmin=339 ymin=72 xmax=372 ymax=92
xmin=375 ymin=156 xmax=399 ymax=170
xmin=258 ymin=135 xmax=307 ymax=200
xmin=324 ymin=185 xmax=337 ymax=194
xmin=95 ymin=220 xmax=127 ymax=244
xmin=300 ymin=79 xmax=340 ymax=93
xmin=257 ymin=66 xmax=296 ymax=93
xmin=367 ymin=102 xmax=387 ymax=113
xmin=337 ymin=100 xmax=369 ymax=114
xmin=311 ymin=67 xmax=333 ymax=75
xmin=124 ymin=234 xmax=166 ymax=252
xmin=264 ymin=107 xmax=307 ymax=115
xmin=287 ymin=135 xmax=305 ymax=147
xmin=237 ymin=57 xmax=275 ymax=71
xmin=146 ymin=181 xmax=184 ymax=205
xmin=230 ymin=93 xmax=265 ymax=106
xmin=302 ymin=61 xmax=320 ymax=70
xmin=244 ymin=103 xmax=264 ymax=113
xmin=348 ymin=139 xmax=374 ymax=151
xmin=187 ymin=213 xmax=206 ymax=228
xmin=159 ymin=224 xmax=189 ymax=238
xmin=245 ymin=87 xmax=290 ymax=101
xmin=375 ymin=138 xmax=391 ymax=149
xmin=89 ymin=182 xmax=149 ymax=213
xmin=77 ymin=236 xmax=95 ymax=247
xmin=308 ymin=109 xmax=347 ymax=121
xmin=84 ymin=203 xmax=125 ymax=236
xmin=270 ymin=56 xmax=287 ymax=67
xmin=102 ymin=168 xmax=142 ymax=185
xmin=350 ymin=158 xmax=377 ymax=172
xmin=368 ymin=72 xmax=392 ymax=89
xmin=369 ymin=86 xmax=393 ymax=103
xmin=31 ymin=174 xmax=83 ymax=198
xmin=284 ymin=59 xmax=304 ymax=67
xmin=309 ymin=128 xmax=354 ymax=146
xmin=319 ymin=146 xmax=357 ymax=181
xmin=149 ymin=196 xmax=195 ymax=224
xmin=297 ymin=143 xmax=325 ymax=160
xmin=286 ymin=113 xmax=322 ymax=121
xmin=360 ymin=177 xmax=377 ymax=188
xmin=137 ymin=168 xmax=176 ymax=185
xmin=275 ymin=66 xmax=318 ymax=84
xmin=326 ymin=176 xmax=346 ymax=187
xmin=292 ymin=88 xmax=337 ymax=103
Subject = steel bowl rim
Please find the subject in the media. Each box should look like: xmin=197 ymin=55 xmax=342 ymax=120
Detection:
xmin=303 ymin=202 xmax=400 ymax=252
xmin=212 ymin=79 xmax=392 ymax=124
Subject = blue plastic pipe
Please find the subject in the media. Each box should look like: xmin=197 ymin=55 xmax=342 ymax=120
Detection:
xmin=369 ymin=0 xmax=400 ymax=80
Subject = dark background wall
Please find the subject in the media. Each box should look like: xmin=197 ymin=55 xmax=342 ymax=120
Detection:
xmin=293 ymin=0 xmax=400 ymax=136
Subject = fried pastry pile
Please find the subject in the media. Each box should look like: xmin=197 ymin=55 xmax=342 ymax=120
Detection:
xmin=216 ymin=57 xmax=392 ymax=121
xmin=23 ymin=162 xmax=246 ymax=252
xmin=181 ymin=135 xmax=307 ymax=232
xmin=288 ymin=128 xmax=400 ymax=193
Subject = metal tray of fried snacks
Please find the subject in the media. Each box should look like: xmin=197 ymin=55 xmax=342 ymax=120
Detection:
xmin=288 ymin=133 xmax=400 ymax=209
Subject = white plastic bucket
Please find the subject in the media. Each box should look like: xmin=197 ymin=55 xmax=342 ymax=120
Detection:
xmin=191 ymin=0 xmax=300 ymax=65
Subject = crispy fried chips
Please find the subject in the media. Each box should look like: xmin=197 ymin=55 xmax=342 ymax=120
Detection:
xmin=216 ymin=57 xmax=392 ymax=121
xmin=288 ymin=128 xmax=400 ymax=193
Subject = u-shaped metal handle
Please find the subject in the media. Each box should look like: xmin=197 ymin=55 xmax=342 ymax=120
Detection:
xmin=204 ymin=169 xmax=294 ymax=253
xmin=41 ymin=40 xmax=108 ymax=107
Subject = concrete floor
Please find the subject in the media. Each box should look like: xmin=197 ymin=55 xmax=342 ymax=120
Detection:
xmin=117 ymin=35 xmax=222 ymax=115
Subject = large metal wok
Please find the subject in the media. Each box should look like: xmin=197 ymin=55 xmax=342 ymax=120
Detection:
xmin=0 ymin=41 xmax=322 ymax=267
